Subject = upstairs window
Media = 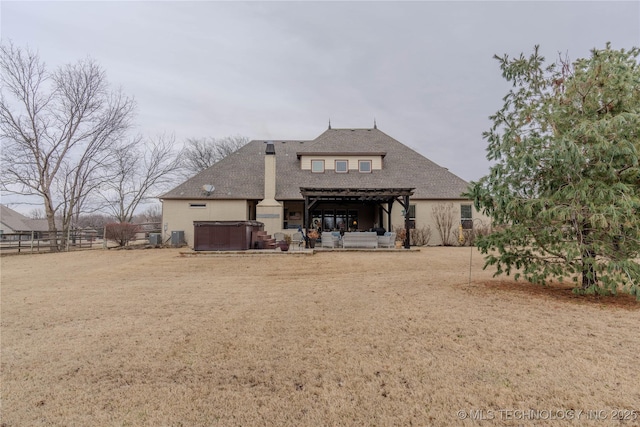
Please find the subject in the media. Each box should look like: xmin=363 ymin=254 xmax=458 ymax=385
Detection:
xmin=335 ymin=160 xmax=348 ymax=173
xmin=358 ymin=160 xmax=372 ymax=173
xmin=311 ymin=160 xmax=325 ymax=173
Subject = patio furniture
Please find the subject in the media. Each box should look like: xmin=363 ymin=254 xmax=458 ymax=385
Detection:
xmin=320 ymin=232 xmax=341 ymax=248
xmin=291 ymin=232 xmax=304 ymax=250
xmin=377 ymin=232 xmax=396 ymax=248
xmin=342 ymin=232 xmax=378 ymax=249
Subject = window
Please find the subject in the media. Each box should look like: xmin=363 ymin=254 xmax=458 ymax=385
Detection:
xmin=335 ymin=160 xmax=348 ymax=173
xmin=402 ymin=205 xmax=416 ymax=229
xmin=311 ymin=159 xmax=325 ymax=173
xmin=408 ymin=204 xmax=416 ymax=219
xmin=189 ymin=203 xmax=206 ymax=208
xmin=322 ymin=210 xmax=335 ymax=230
xmin=461 ymin=204 xmax=473 ymax=229
xmin=358 ymin=160 xmax=372 ymax=173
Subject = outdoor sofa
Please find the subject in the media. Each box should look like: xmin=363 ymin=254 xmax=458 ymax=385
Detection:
xmin=342 ymin=232 xmax=378 ymax=249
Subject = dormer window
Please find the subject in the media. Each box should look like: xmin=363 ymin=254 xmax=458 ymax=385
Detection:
xmin=358 ymin=160 xmax=372 ymax=173
xmin=311 ymin=159 xmax=325 ymax=173
xmin=335 ymin=160 xmax=348 ymax=173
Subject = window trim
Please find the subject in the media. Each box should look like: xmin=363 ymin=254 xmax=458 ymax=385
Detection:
xmin=335 ymin=159 xmax=348 ymax=173
xmin=358 ymin=160 xmax=372 ymax=173
xmin=311 ymin=159 xmax=325 ymax=173
xmin=461 ymin=204 xmax=473 ymax=230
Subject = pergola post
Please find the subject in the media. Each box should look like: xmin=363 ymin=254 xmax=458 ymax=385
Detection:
xmin=403 ymin=194 xmax=411 ymax=249
xmin=304 ymin=196 xmax=310 ymax=230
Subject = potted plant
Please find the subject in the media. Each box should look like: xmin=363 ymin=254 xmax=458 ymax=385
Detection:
xmin=307 ymin=229 xmax=319 ymax=248
xmin=278 ymin=234 xmax=292 ymax=252
xmin=395 ymin=228 xmax=406 ymax=249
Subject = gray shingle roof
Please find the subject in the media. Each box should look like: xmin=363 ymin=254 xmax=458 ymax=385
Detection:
xmin=0 ymin=205 xmax=50 ymax=232
xmin=161 ymin=128 xmax=470 ymax=201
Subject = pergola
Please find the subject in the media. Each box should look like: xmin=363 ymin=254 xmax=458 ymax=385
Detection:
xmin=299 ymin=187 xmax=415 ymax=248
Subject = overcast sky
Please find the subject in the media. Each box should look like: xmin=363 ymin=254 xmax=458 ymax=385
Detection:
xmin=1 ymin=1 xmax=639 ymax=213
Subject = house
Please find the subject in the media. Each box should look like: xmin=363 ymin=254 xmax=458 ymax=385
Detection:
xmin=0 ymin=204 xmax=50 ymax=240
xmin=160 ymin=126 xmax=488 ymax=248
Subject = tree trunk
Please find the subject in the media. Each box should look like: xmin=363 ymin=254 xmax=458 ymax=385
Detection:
xmin=45 ymin=205 xmax=59 ymax=253
xmin=581 ymin=247 xmax=598 ymax=289
xmin=580 ymin=221 xmax=598 ymax=289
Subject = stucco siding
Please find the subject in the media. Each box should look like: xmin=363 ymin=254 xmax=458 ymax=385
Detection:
xmin=162 ymin=199 xmax=249 ymax=247
xmin=389 ymin=200 xmax=490 ymax=246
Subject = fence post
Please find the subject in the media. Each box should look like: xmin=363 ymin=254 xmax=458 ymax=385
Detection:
xmin=30 ymin=231 xmax=34 ymax=254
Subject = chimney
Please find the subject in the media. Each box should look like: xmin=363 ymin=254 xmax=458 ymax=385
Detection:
xmin=263 ymin=141 xmax=276 ymax=201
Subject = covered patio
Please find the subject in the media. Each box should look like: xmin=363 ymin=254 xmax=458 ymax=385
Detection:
xmin=299 ymin=187 xmax=415 ymax=249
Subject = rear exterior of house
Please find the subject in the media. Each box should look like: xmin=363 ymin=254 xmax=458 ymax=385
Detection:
xmin=160 ymin=127 xmax=488 ymax=248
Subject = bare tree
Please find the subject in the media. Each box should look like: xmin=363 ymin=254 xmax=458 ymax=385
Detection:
xmin=134 ymin=204 xmax=162 ymax=223
xmin=29 ymin=208 xmax=46 ymax=219
xmin=99 ymin=134 xmax=182 ymax=223
xmin=182 ymin=135 xmax=250 ymax=175
xmin=432 ymin=203 xmax=456 ymax=246
xmin=75 ymin=213 xmax=111 ymax=232
xmin=0 ymin=43 xmax=134 ymax=251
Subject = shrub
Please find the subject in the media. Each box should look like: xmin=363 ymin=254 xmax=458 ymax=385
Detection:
xmin=410 ymin=225 xmax=433 ymax=246
xmin=393 ymin=225 xmax=406 ymax=242
xmin=432 ymin=203 xmax=457 ymax=246
xmin=459 ymin=221 xmax=492 ymax=246
xmin=393 ymin=225 xmax=432 ymax=246
xmin=105 ymin=222 xmax=139 ymax=247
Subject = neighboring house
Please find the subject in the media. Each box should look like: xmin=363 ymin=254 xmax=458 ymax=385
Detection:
xmin=0 ymin=204 xmax=50 ymax=240
xmin=160 ymin=126 xmax=489 ymax=247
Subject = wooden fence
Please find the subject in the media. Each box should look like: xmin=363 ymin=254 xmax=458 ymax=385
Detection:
xmin=0 ymin=230 xmax=104 ymax=254
xmin=1 ymin=223 xmax=162 ymax=255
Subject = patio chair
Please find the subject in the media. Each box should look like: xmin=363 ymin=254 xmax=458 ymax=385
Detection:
xmin=273 ymin=232 xmax=285 ymax=242
xmin=320 ymin=232 xmax=340 ymax=248
xmin=291 ymin=232 xmax=304 ymax=250
xmin=377 ymin=232 xmax=396 ymax=248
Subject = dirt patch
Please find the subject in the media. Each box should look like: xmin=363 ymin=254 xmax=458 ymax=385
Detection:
xmin=479 ymin=280 xmax=640 ymax=310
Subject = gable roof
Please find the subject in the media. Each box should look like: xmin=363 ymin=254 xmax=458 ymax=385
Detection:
xmin=161 ymin=128 xmax=470 ymax=201
xmin=0 ymin=205 xmax=49 ymax=233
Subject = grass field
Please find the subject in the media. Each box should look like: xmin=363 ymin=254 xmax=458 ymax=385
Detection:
xmin=1 ymin=247 xmax=638 ymax=426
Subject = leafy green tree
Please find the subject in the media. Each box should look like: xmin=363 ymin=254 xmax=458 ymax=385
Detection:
xmin=467 ymin=44 xmax=640 ymax=298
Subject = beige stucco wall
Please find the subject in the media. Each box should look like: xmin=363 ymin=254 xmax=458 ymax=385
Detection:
xmin=162 ymin=198 xmax=491 ymax=248
xmin=161 ymin=199 xmax=249 ymax=247
xmin=388 ymin=200 xmax=491 ymax=246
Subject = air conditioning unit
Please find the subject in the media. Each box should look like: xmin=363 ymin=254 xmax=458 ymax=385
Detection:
xmin=171 ymin=230 xmax=185 ymax=247
xmin=148 ymin=233 xmax=162 ymax=246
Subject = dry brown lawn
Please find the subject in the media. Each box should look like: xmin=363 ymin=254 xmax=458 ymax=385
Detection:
xmin=1 ymin=247 xmax=638 ymax=427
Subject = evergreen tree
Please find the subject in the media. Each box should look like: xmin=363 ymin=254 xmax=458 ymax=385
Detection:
xmin=467 ymin=44 xmax=640 ymax=298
